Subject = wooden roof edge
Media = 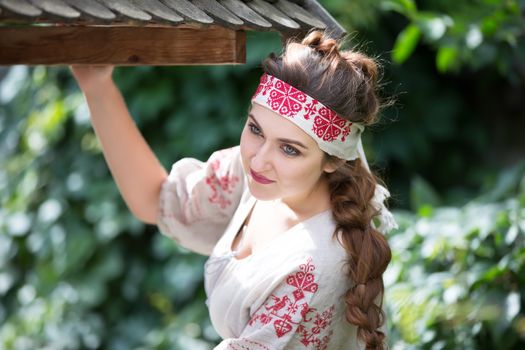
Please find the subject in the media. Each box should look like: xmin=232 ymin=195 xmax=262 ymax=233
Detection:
xmin=302 ymin=0 xmax=346 ymax=40
xmin=0 ymin=24 xmax=247 ymax=66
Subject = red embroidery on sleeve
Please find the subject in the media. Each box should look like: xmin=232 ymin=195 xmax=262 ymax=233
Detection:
xmin=205 ymin=158 xmax=240 ymax=209
xmin=297 ymin=305 xmax=335 ymax=349
xmin=226 ymin=338 xmax=271 ymax=350
xmin=247 ymin=257 xmax=335 ymax=348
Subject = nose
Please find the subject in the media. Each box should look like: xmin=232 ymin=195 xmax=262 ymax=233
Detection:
xmin=250 ymin=142 xmax=272 ymax=172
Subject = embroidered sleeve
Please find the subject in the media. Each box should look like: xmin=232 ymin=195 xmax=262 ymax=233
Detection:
xmin=213 ymin=257 xmax=336 ymax=350
xmin=157 ymin=146 xmax=245 ymax=256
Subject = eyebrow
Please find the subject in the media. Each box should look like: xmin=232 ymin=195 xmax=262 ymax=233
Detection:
xmin=248 ymin=114 xmax=309 ymax=150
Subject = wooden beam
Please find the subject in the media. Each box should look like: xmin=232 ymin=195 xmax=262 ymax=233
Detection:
xmin=0 ymin=25 xmax=246 ymax=66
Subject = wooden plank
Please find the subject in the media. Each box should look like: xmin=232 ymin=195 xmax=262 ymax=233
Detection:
xmin=246 ymin=0 xmax=300 ymax=30
xmin=190 ymin=0 xmax=243 ymax=28
xmin=160 ymin=0 xmax=213 ymax=24
xmin=0 ymin=26 xmax=246 ymax=66
xmin=28 ymin=0 xmax=80 ymax=18
xmin=221 ymin=0 xmax=272 ymax=30
xmin=275 ymin=0 xmax=325 ymax=29
xmin=0 ymin=0 xmax=42 ymax=17
xmin=129 ymin=0 xmax=184 ymax=24
xmin=63 ymin=0 xmax=115 ymax=21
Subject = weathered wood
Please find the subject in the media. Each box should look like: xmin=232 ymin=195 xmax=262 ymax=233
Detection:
xmin=63 ymin=0 xmax=115 ymax=21
xmin=28 ymin=0 xmax=80 ymax=18
xmin=0 ymin=0 xmax=41 ymax=17
xmin=246 ymin=0 xmax=299 ymax=30
xmin=221 ymin=0 xmax=272 ymax=30
xmin=191 ymin=0 xmax=243 ymax=28
xmin=130 ymin=0 xmax=184 ymax=24
xmin=160 ymin=0 xmax=213 ymax=24
xmin=285 ymin=0 xmax=305 ymax=5
xmin=302 ymin=0 xmax=346 ymax=39
xmin=275 ymin=0 xmax=325 ymax=29
xmin=0 ymin=26 xmax=246 ymax=66
xmin=102 ymin=0 xmax=151 ymax=22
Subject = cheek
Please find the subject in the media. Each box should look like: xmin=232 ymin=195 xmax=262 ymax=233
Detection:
xmin=277 ymin=159 xmax=322 ymax=183
xmin=240 ymin=129 xmax=255 ymax=163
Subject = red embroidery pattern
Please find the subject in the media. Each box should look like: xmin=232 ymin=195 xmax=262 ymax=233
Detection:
xmin=303 ymin=100 xmax=319 ymax=120
xmin=252 ymin=73 xmax=272 ymax=99
xmin=205 ymin=155 xmax=240 ymax=209
xmin=297 ymin=305 xmax=335 ymax=349
xmin=247 ymin=257 xmax=335 ymax=348
xmin=267 ymin=79 xmax=307 ymax=117
xmin=252 ymin=73 xmax=355 ymax=145
xmin=226 ymin=338 xmax=271 ymax=350
xmin=312 ymin=107 xmax=352 ymax=142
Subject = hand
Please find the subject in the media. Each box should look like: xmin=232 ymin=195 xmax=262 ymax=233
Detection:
xmin=69 ymin=65 xmax=114 ymax=95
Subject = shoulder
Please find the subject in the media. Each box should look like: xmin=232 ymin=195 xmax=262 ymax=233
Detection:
xmin=297 ymin=211 xmax=348 ymax=271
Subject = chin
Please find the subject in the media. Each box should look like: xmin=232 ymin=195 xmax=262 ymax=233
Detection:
xmin=247 ymin=181 xmax=278 ymax=201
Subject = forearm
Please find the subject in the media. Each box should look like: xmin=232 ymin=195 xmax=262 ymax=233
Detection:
xmin=83 ymin=80 xmax=167 ymax=224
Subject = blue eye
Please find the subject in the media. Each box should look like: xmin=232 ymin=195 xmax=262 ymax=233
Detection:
xmin=282 ymin=144 xmax=300 ymax=156
xmin=248 ymin=123 xmax=262 ymax=136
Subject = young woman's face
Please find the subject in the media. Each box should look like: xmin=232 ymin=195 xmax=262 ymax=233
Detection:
xmin=240 ymin=102 xmax=336 ymax=206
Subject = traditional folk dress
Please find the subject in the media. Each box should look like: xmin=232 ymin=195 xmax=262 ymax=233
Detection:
xmin=157 ymin=146 xmax=364 ymax=349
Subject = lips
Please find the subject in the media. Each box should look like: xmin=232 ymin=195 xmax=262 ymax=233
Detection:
xmin=250 ymin=169 xmax=275 ymax=184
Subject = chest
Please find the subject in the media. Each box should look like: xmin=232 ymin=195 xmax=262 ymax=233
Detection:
xmin=230 ymin=201 xmax=299 ymax=259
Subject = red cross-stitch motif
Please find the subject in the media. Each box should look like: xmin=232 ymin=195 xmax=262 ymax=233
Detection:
xmin=312 ymin=107 xmax=352 ymax=142
xmin=297 ymin=305 xmax=335 ymax=349
xmin=247 ymin=257 xmax=335 ymax=348
xmin=226 ymin=338 xmax=272 ymax=350
xmin=267 ymin=79 xmax=307 ymax=118
xmin=303 ymin=100 xmax=319 ymax=120
xmin=205 ymin=158 xmax=240 ymax=209
xmin=252 ymin=73 xmax=272 ymax=100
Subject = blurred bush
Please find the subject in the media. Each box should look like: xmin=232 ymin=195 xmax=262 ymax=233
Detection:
xmin=385 ymin=162 xmax=525 ymax=349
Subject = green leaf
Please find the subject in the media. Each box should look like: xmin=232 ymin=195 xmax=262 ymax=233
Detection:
xmin=380 ymin=0 xmax=417 ymax=16
xmin=436 ymin=46 xmax=459 ymax=73
xmin=392 ymin=24 xmax=421 ymax=64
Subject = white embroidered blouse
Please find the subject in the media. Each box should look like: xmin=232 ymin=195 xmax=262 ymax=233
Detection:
xmin=157 ymin=146 xmax=364 ymax=349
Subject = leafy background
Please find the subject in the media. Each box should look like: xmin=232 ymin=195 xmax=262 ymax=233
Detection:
xmin=1 ymin=0 xmax=524 ymax=349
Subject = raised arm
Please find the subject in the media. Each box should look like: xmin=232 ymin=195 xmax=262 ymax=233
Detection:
xmin=70 ymin=65 xmax=167 ymax=224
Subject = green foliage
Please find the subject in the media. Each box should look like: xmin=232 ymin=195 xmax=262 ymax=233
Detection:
xmin=392 ymin=23 xmax=422 ymax=63
xmin=386 ymin=162 xmax=525 ymax=349
xmin=327 ymin=0 xmax=525 ymax=80
xmin=384 ymin=0 xmax=525 ymax=80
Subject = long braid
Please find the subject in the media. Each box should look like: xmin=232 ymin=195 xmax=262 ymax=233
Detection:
xmin=327 ymin=160 xmax=391 ymax=349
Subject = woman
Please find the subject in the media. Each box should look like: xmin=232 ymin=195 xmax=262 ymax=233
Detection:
xmin=71 ymin=29 xmax=397 ymax=350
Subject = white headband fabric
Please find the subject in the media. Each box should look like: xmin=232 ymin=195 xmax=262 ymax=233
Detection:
xmin=251 ymin=73 xmax=364 ymax=161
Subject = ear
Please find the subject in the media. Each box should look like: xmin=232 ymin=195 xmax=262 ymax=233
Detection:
xmin=323 ymin=157 xmax=345 ymax=173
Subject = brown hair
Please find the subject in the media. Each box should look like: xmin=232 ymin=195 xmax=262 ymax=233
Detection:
xmin=261 ymin=30 xmax=392 ymax=349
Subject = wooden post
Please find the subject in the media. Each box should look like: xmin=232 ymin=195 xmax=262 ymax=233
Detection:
xmin=0 ymin=25 xmax=246 ymax=66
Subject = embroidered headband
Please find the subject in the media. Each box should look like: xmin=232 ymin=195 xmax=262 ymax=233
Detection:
xmin=250 ymin=73 xmax=364 ymax=161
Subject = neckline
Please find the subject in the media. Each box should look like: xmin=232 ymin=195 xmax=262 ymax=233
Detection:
xmin=229 ymin=197 xmax=332 ymax=262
